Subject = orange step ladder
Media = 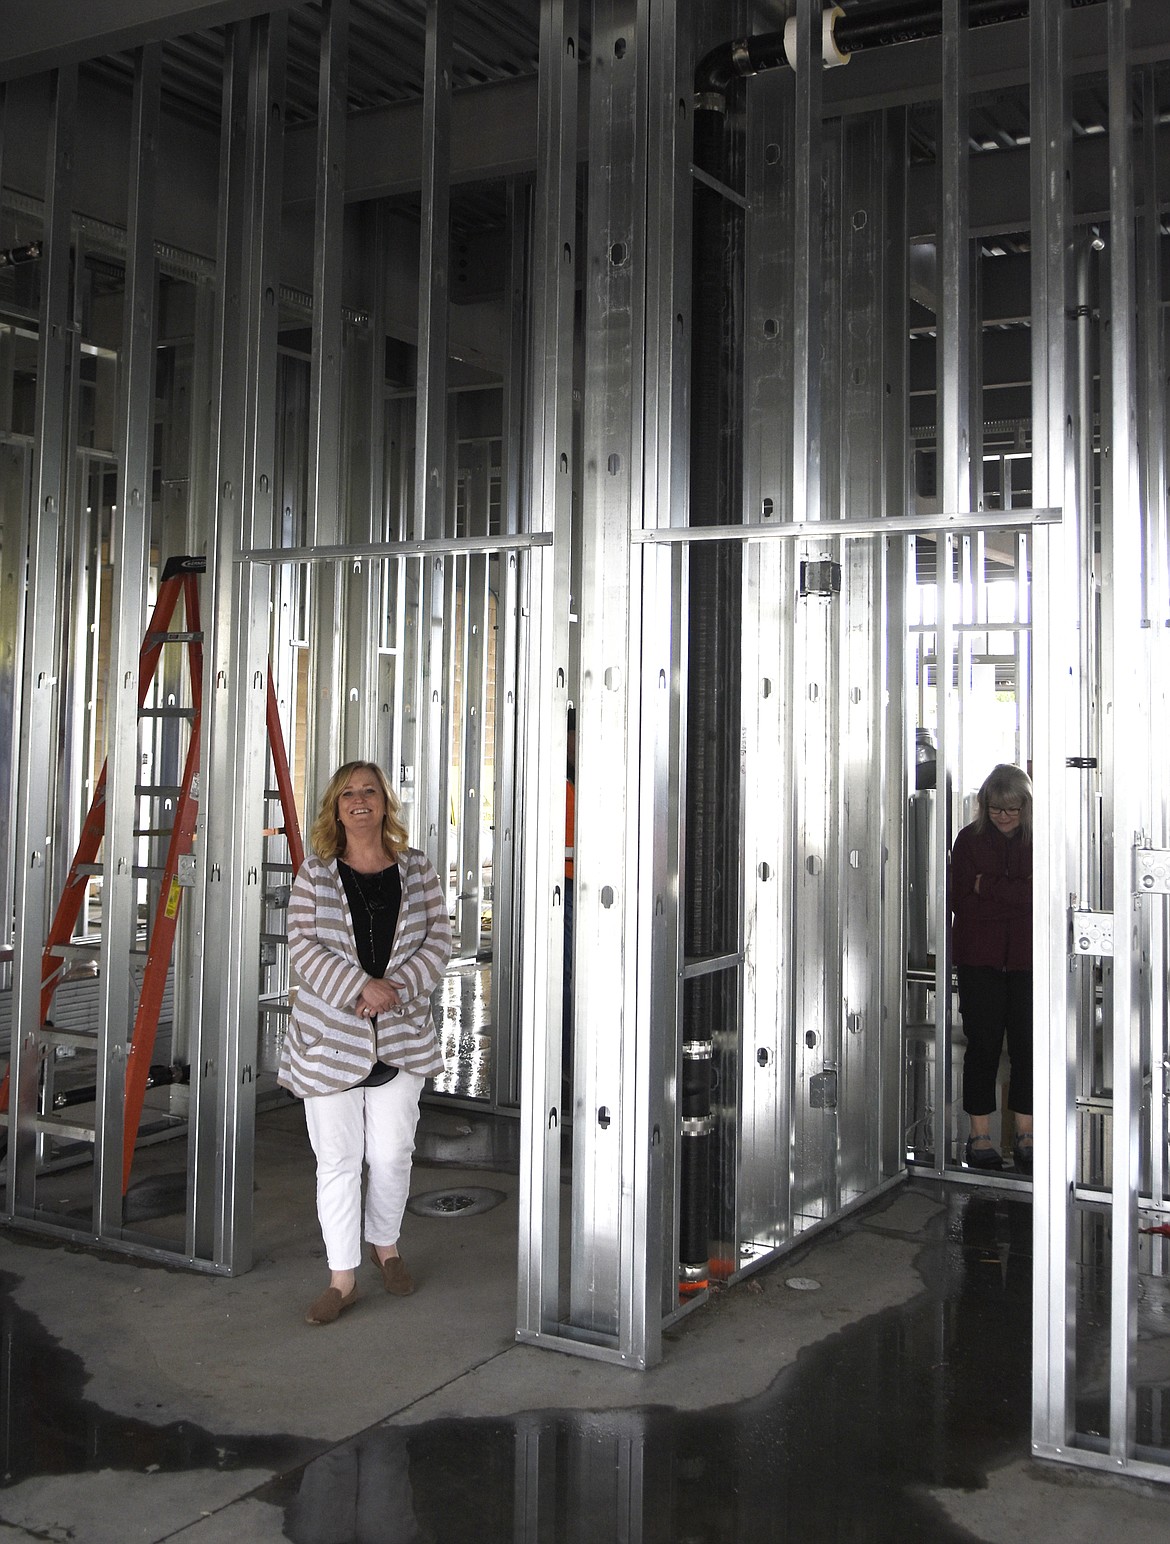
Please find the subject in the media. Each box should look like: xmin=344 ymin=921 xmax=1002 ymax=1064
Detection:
xmin=0 ymin=554 xmax=303 ymax=1194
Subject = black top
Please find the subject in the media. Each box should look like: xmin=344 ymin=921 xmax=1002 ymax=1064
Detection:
xmin=338 ymin=860 xmax=402 ymax=1087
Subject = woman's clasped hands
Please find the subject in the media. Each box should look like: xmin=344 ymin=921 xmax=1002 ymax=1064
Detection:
xmin=356 ymin=978 xmax=400 ymax=1019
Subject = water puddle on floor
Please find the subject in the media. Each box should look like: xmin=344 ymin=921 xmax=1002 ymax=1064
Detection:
xmin=0 ymin=1269 xmax=322 ymax=1487
xmin=264 ymin=1191 xmax=1035 ymax=1542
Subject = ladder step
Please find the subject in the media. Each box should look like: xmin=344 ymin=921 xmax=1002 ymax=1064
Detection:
xmin=134 ymin=784 xmax=185 ymax=798
xmin=138 ymin=707 xmax=197 ymax=720
xmin=47 ymin=942 xmax=147 ymax=958
xmin=144 ymin=630 xmax=203 ymax=644
xmin=34 ymin=1113 xmax=96 ymax=1143
xmin=76 ymin=863 xmax=170 ymax=877
xmin=40 ymin=1026 xmax=98 ymax=1048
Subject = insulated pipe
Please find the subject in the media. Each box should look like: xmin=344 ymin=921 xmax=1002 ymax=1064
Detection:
xmin=679 ymin=1041 xmax=714 ymax=1278
xmin=0 ymin=242 xmax=41 ymax=267
xmin=694 ymin=0 xmax=1104 ymax=98
xmin=681 ymin=96 xmax=743 ymax=1290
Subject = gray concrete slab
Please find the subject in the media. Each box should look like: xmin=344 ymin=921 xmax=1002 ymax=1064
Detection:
xmin=0 ymin=1470 xmax=275 ymax=1544
xmin=3 ymin=1109 xmax=1170 ymax=1542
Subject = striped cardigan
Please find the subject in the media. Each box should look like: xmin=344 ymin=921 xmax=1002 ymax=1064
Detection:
xmin=278 ymin=848 xmax=452 ymax=1097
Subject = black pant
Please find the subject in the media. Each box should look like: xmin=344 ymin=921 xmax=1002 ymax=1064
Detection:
xmin=956 ymin=965 xmax=1033 ymax=1117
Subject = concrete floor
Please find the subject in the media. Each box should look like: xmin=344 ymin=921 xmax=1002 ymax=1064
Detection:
xmin=2 ymin=1102 xmax=1170 ymax=1542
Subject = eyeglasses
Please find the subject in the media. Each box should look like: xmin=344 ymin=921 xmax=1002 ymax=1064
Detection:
xmin=988 ymin=804 xmax=1022 ymax=816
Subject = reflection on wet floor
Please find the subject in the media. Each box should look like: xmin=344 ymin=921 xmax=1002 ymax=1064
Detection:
xmin=4 ymin=1186 xmax=1169 ymax=1540
xmin=414 ymin=1108 xmax=521 ymax=1173
xmin=432 ymin=962 xmax=492 ymax=1101
xmin=1074 ymin=1205 xmax=1170 ymax=1450
xmin=261 ymin=1188 xmax=1039 ymax=1543
xmin=0 ymin=1271 xmax=322 ymax=1487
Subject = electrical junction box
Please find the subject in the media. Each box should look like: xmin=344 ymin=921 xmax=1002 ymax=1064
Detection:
xmin=799 ymin=559 xmax=842 ymax=598
xmin=809 ymin=1070 xmax=838 ymax=1109
xmin=1070 ymin=909 xmax=1114 ymax=957
xmin=1135 ymin=848 xmax=1170 ymax=895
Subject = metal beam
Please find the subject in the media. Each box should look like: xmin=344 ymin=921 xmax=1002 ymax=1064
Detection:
xmin=822 ymin=7 xmax=1170 ymax=116
xmin=271 ymin=3 xmax=1165 ymax=208
xmin=909 ymin=126 xmax=1170 ymax=241
xmin=284 ymin=72 xmax=590 ymax=205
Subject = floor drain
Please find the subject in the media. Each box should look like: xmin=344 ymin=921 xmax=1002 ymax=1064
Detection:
xmin=407 ymin=1186 xmax=506 ymax=1219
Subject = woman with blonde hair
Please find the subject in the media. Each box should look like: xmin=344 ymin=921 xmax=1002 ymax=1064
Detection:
xmin=280 ymin=760 xmax=451 ymax=1324
xmin=950 ymin=763 xmax=1034 ymax=1173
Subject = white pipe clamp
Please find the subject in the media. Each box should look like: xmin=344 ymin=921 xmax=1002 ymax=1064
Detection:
xmin=783 ymin=4 xmax=849 ymax=71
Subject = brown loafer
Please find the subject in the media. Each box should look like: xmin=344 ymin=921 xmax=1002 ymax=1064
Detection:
xmin=369 ymin=1248 xmax=415 ymax=1296
xmin=305 ymin=1284 xmax=359 ymax=1325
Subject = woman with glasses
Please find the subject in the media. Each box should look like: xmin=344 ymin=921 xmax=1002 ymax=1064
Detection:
xmin=950 ymin=763 xmax=1034 ymax=1173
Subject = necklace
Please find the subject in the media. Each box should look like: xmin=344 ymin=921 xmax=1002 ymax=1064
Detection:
xmin=343 ymin=863 xmax=396 ymax=912
xmin=340 ymin=861 xmax=399 ymax=975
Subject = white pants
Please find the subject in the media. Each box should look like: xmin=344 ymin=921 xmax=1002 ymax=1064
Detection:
xmin=303 ymin=1071 xmax=424 ymax=1272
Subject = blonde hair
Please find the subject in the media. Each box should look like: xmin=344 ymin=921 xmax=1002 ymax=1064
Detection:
xmin=309 ymin=761 xmax=409 ymax=862
xmin=974 ymin=763 xmax=1033 ymax=841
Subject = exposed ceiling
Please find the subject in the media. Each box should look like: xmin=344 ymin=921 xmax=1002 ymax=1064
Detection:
xmin=6 ymin=4 xmax=1170 ymax=295
xmin=79 ymin=0 xmax=546 ymax=132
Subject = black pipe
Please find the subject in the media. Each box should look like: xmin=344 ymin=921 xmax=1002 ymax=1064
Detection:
xmin=695 ymin=32 xmax=788 ymax=98
xmin=681 ymin=89 xmax=744 ymax=1286
xmin=837 ymin=0 xmax=1027 ymax=52
xmin=694 ymin=0 xmax=1104 ymax=98
xmin=679 ymin=1127 xmax=711 ymax=1271
xmin=679 ymin=1043 xmax=713 ymax=1271
xmin=0 ymin=242 xmax=42 ymax=269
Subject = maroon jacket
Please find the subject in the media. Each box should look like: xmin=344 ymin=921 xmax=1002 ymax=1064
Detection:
xmin=949 ymin=821 xmax=1033 ymax=972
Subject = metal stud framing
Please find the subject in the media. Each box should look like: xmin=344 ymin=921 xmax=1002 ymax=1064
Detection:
xmin=6 ymin=63 xmax=78 ymax=1218
xmin=0 ymin=0 xmax=1168 ymax=1476
xmin=96 ymin=42 xmax=162 ymax=1234
xmin=740 ymin=61 xmax=796 ymax=1258
xmin=413 ymin=0 xmax=453 ymax=873
xmin=516 ymin=0 xmax=583 ymax=1354
xmin=304 ymin=0 xmax=349 ymax=804
xmin=195 ymin=12 xmax=288 ymax=1271
xmin=1030 ymin=0 xmax=1077 ymax=1468
xmin=930 ymin=0 xmax=970 ymax=1182
xmin=489 ymin=180 xmax=529 ymax=1110
xmin=1105 ymin=0 xmax=1143 ymax=1468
